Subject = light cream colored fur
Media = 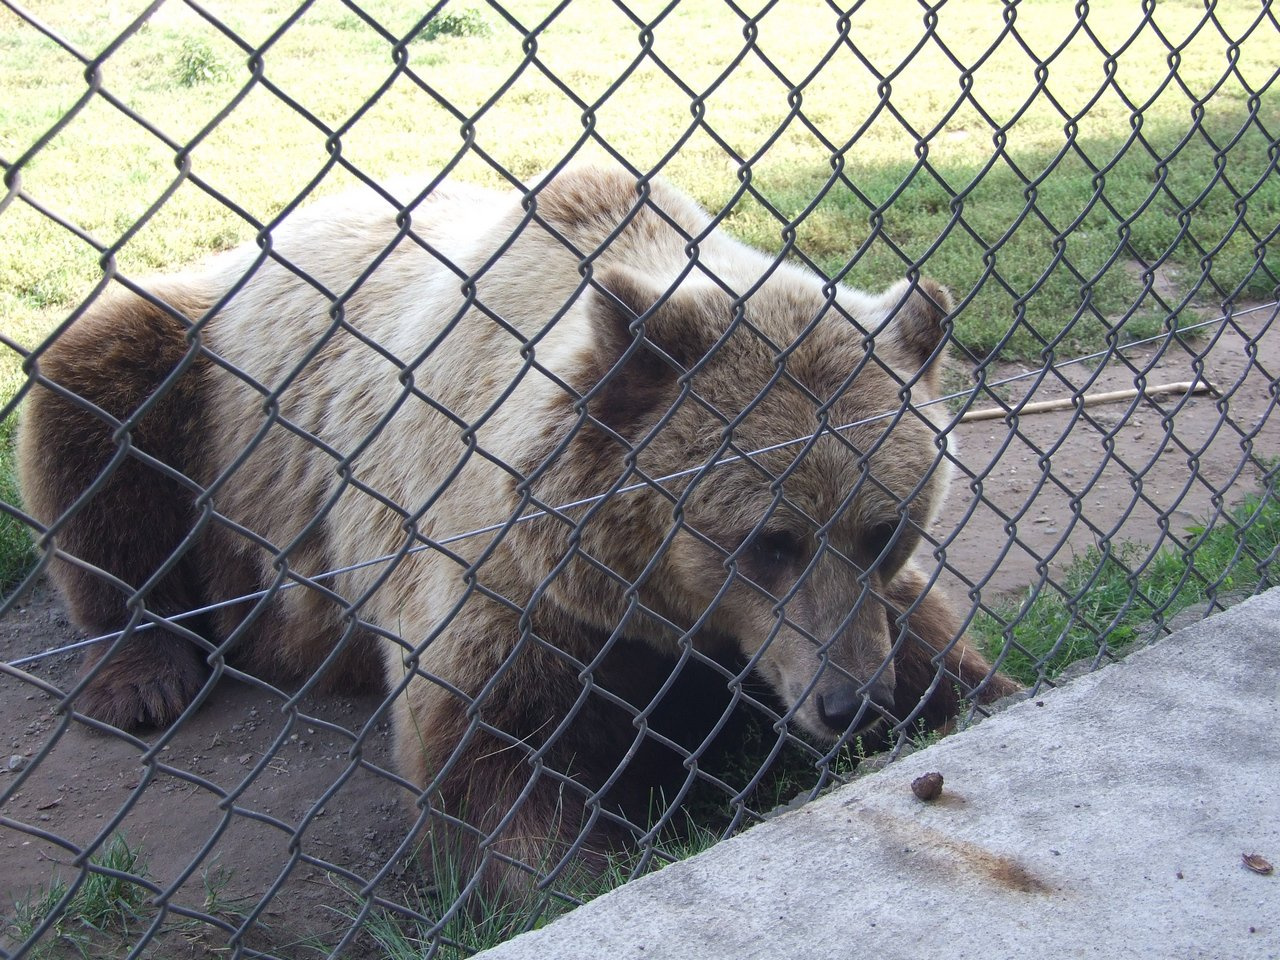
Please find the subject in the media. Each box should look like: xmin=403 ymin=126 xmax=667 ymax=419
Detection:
xmin=185 ymin=169 xmax=957 ymax=745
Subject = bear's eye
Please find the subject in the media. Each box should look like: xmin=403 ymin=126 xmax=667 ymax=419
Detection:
xmin=742 ymin=529 xmax=805 ymax=567
xmin=864 ymin=521 xmax=898 ymax=564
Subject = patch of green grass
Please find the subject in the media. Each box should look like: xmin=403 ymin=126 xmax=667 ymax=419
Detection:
xmin=6 ymin=840 xmax=256 ymax=958
xmin=0 ymin=411 xmax=34 ymax=594
xmin=341 ymin=815 xmax=723 ymax=959
xmin=8 ymin=879 xmax=74 ymax=956
xmin=6 ymin=834 xmax=153 ymax=958
xmin=171 ymin=34 xmax=232 ymax=88
xmin=1 ymin=0 xmax=1275 ymax=360
xmin=350 ymin=860 xmax=564 ymax=958
xmin=974 ymin=486 xmax=1280 ymax=685
xmin=414 ymin=8 xmax=491 ymax=43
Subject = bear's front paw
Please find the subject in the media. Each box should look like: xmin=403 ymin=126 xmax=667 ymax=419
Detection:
xmin=76 ymin=635 xmax=210 ymax=730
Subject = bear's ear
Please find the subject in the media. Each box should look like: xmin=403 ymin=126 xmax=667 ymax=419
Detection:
xmin=588 ymin=267 xmax=666 ymax=372
xmin=581 ymin=267 xmax=715 ymax=434
xmin=877 ymin=277 xmax=952 ymax=383
xmin=589 ymin=266 xmax=714 ymax=371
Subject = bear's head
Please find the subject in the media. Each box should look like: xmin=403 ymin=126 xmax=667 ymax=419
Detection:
xmin=520 ymin=264 xmax=957 ymax=746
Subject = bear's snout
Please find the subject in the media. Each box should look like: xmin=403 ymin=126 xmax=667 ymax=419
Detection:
xmin=815 ymin=676 xmax=895 ymax=735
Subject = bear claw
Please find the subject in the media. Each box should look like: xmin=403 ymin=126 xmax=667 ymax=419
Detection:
xmin=76 ymin=636 xmax=209 ymax=731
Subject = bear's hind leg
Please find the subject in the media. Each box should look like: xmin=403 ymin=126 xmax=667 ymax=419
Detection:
xmin=19 ymin=287 xmax=215 ymax=729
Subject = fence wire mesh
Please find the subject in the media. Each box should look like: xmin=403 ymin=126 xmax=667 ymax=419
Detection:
xmin=1 ymin=0 xmax=1278 ymax=956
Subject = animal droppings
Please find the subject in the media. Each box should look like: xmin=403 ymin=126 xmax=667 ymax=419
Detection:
xmin=911 ymin=772 xmax=944 ymax=801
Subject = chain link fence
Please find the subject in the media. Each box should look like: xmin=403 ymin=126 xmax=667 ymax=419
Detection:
xmin=2 ymin=0 xmax=1278 ymax=956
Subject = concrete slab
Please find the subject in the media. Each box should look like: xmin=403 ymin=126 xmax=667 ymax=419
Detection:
xmin=479 ymin=587 xmax=1280 ymax=960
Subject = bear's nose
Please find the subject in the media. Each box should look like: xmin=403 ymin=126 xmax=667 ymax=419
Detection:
xmin=817 ymin=681 xmax=894 ymax=734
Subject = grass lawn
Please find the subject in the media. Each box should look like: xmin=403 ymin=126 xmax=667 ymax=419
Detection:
xmin=4 ymin=0 xmax=1278 ymax=350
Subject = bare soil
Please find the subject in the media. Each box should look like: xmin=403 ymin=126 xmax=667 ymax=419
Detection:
xmin=2 ymin=300 xmax=1277 ymax=956
xmin=938 ymin=300 xmax=1279 ymax=596
xmin=1 ymin=584 xmax=414 ymax=956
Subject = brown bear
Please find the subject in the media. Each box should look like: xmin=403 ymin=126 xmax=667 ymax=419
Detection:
xmin=18 ymin=165 xmax=1017 ymax=898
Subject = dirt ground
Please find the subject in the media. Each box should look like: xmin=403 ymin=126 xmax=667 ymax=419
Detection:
xmin=938 ymin=299 xmax=1279 ymax=597
xmin=2 ymin=300 xmax=1277 ymax=957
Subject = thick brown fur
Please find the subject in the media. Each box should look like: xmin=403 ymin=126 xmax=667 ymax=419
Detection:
xmin=19 ymin=289 xmax=216 ymax=726
xmin=18 ymin=287 xmax=385 ymax=725
xmin=20 ymin=166 xmax=1018 ymax=898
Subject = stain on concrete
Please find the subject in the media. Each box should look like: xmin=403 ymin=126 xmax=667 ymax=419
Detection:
xmin=852 ymin=802 xmax=1054 ymax=895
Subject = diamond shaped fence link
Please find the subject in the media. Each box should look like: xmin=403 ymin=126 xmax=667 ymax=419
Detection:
xmin=1 ymin=0 xmax=1278 ymax=956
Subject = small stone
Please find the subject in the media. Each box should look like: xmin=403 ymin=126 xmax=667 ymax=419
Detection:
xmin=7 ymin=755 xmax=28 ymax=773
xmin=911 ymin=772 xmax=944 ymax=802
